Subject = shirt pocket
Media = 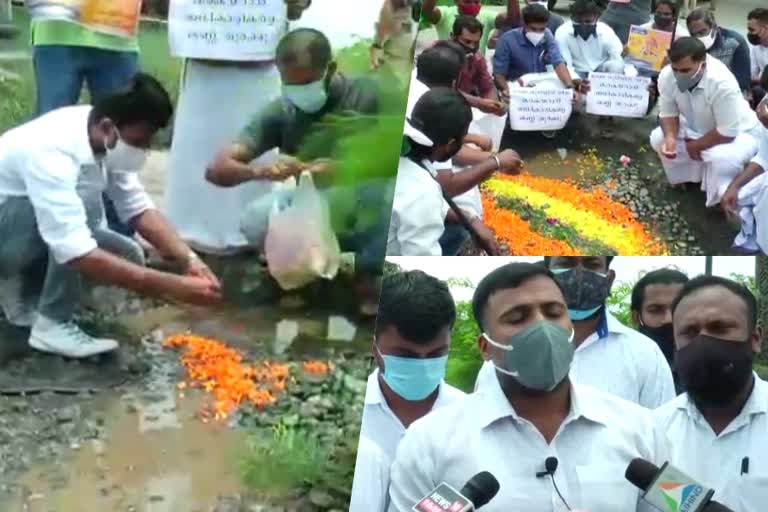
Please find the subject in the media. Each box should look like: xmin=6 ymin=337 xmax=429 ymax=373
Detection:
xmin=576 ymin=464 xmax=640 ymax=512
xmin=739 ymin=474 xmax=768 ymax=512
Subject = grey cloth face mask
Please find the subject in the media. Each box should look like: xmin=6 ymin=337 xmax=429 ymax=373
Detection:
xmin=484 ymin=320 xmax=575 ymax=392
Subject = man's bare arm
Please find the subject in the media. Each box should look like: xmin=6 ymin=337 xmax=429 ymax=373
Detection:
xmin=206 ymin=144 xmax=259 ymax=187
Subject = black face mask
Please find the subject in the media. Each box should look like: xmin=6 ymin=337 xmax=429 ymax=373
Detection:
xmin=675 ymin=334 xmax=755 ymax=407
xmin=552 ymin=267 xmax=610 ymax=314
xmin=574 ymin=24 xmax=597 ymax=40
xmin=654 ymin=14 xmax=674 ymax=28
xmin=747 ymin=32 xmax=762 ymax=46
xmin=639 ymin=323 xmax=675 ymax=365
xmin=458 ymin=42 xmax=478 ymax=55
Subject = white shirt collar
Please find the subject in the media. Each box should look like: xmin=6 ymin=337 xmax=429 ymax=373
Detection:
xmin=678 ymin=374 xmax=768 ymax=429
xmin=473 ymin=371 xmax=609 ymax=431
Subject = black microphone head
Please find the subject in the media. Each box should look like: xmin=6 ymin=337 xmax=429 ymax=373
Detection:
xmin=545 ymin=457 xmax=558 ymax=474
xmin=703 ymin=501 xmax=736 ymax=512
xmin=625 ymin=458 xmax=660 ymax=492
xmin=460 ymin=471 xmax=500 ymax=509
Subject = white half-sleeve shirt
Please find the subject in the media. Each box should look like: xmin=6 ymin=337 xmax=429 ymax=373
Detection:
xmin=657 ymin=55 xmax=759 ymax=137
xmin=0 ymin=105 xmax=154 ymax=263
xmin=475 ymin=311 xmax=676 ymax=409
xmin=654 ymin=375 xmax=768 ymax=512
xmin=387 ymin=378 xmax=667 ymax=512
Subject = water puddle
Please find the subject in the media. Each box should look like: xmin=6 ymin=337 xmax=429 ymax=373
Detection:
xmin=1 ymin=304 xmax=373 ymax=511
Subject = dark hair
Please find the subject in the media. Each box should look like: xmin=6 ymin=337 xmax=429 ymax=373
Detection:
xmin=375 ymin=270 xmax=457 ymax=343
xmin=671 ymin=275 xmax=758 ymax=332
xmin=686 ymin=7 xmax=716 ymax=28
xmin=668 ymin=36 xmax=707 ymax=63
xmin=90 ymin=72 xmax=173 ymax=130
xmin=748 ymin=8 xmax=768 ymax=24
xmin=453 ymin=14 xmax=484 ymax=36
xmin=407 ymin=88 xmax=472 ymax=155
xmin=523 ymin=3 xmax=551 ymax=24
xmin=417 ymin=43 xmax=466 ymax=87
xmin=570 ymin=0 xmax=601 ymax=17
xmin=655 ymin=0 xmax=678 ymax=16
xmin=275 ymin=28 xmax=333 ymax=71
xmin=630 ymin=268 xmax=689 ymax=312
xmin=472 ymin=263 xmax=564 ymax=330
xmin=543 ymin=256 xmax=614 ymax=269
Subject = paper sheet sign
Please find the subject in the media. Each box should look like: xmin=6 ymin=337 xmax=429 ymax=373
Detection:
xmin=508 ymin=87 xmax=573 ymax=131
xmin=586 ymin=72 xmax=650 ymax=118
xmin=625 ymin=25 xmax=672 ymax=72
xmin=27 ymin=0 xmax=142 ymax=38
xmin=169 ymin=0 xmax=287 ymax=61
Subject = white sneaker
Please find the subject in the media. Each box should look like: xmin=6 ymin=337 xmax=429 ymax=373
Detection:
xmin=29 ymin=316 xmax=119 ymax=358
xmin=0 ymin=276 xmax=36 ymax=327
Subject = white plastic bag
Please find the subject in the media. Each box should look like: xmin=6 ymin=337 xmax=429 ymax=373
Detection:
xmin=240 ymin=178 xmax=297 ymax=249
xmin=264 ymin=171 xmax=341 ymax=290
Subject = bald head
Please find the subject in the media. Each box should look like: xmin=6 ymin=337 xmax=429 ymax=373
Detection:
xmin=276 ymin=28 xmax=334 ymax=85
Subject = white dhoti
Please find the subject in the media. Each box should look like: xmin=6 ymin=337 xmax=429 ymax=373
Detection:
xmin=163 ymin=61 xmax=280 ymax=253
xmin=649 ymin=120 xmax=759 ymax=207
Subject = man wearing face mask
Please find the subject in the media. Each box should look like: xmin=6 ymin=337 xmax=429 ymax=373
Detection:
xmin=630 ymin=268 xmax=689 ymax=394
xmin=444 ymin=16 xmax=507 ymax=117
xmin=494 ymin=4 xmax=577 ymax=139
xmin=476 ymin=257 xmax=675 ymax=409
xmin=0 ymin=73 xmax=222 ymax=358
xmin=207 ymin=29 xmax=386 ymax=311
xmin=650 ymin=37 xmax=761 ymax=208
xmin=421 ymin=0 xmax=518 ymax=56
xmin=351 ymin=270 xmax=465 ymax=512
xmin=654 ymin=275 xmax=768 ymax=512
xmin=388 ymin=263 xmax=665 ymax=512
xmin=555 ymin=0 xmax=626 ymax=130
xmin=747 ymin=9 xmax=768 ymax=110
xmin=687 ymin=8 xmax=752 ymax=95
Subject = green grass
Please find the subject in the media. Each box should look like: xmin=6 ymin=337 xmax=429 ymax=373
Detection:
xmin=757 ymin=364 xmax=768 ymax=380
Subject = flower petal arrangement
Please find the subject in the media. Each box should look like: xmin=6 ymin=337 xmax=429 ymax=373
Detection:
xmin=164 ymin=334 xmax=330 ymax=422
xmin=483 ymin=174 xmax=667 ymax=255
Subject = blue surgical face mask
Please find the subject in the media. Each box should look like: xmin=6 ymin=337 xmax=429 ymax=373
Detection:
xmin=375 ymin=345 xmax=448 ymax=401
xmin=282 ymin=78 xmax=328 ymax=113
xmin=568 ymin=305 xmax=603 ymax=320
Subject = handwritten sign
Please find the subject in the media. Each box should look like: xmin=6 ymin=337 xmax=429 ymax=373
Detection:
xmin=586 ymin=72 xmax=650 ymax=118
xmin=169 ymin=0 xmax=287 ymax=61
xmin=27 ymin=0 xmax=142 ymax=38
xmin=508 ymin=87 xmax=573 ymax=131
xmin=625 ymin=25 xmax=672 ymax=72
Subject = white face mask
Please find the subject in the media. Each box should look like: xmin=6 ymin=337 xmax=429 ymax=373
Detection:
xmin=282 ymin=79 xmax=329 ymax=113
xmin=526 ymin=31 xmax=545 ymax=46
xmin=697 ymin=30 xmax=715 ymax=50
xmin=103 ymin=129 xmax=148 ymax=172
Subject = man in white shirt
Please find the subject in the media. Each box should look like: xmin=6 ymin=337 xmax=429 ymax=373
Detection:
xmin=650 ymin=37 xmax=761 ymax=207
xmin=555 ymin=0 xmax=625 ymax=85
xmin=388 ymin=263 xmax=665 ymax=512
xmin=0 ymin=74 xmax=221 ymax=358
xmin=747 ymin=8 xmax=768 ymax=108
xmin=475 ymin=257 xmax=675 ymax=409
xmin=655 ymin=275 xmax=768 ymax=512
xmin=351 ymin=270 xmax=465 ymax=511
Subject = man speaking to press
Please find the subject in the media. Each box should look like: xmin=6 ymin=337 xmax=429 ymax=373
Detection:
xmin=386 ymin=263 xmax=666 ymax=511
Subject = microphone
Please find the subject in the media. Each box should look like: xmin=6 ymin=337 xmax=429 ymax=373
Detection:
xmin=412 ymin=472 xmax=500 ymax=511
xmin=625 ymin=458 xmax=735 ymax=512
xmin=536 ymin=456 xmax=558 ymax=478
xmin=535 ymin=457 xmax=572 ymax=510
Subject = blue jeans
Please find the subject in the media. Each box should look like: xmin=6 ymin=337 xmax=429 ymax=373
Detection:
xmin=439 ymin=223 xmax=469 ymax=256
xmin=33 ymin=45 xmax=139 ymax=236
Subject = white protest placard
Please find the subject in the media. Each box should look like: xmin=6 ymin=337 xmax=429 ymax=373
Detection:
xmin=508 ymin=87 xmax=573 ymax=131
xmin=586 ymin=72 xmax=651 ymax=118
xmin=169 ymin=0 xmax=287 ymax=61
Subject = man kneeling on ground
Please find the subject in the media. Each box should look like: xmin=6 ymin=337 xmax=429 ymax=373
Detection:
xmin=0 ymin=73 xmax=222 ymax=358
